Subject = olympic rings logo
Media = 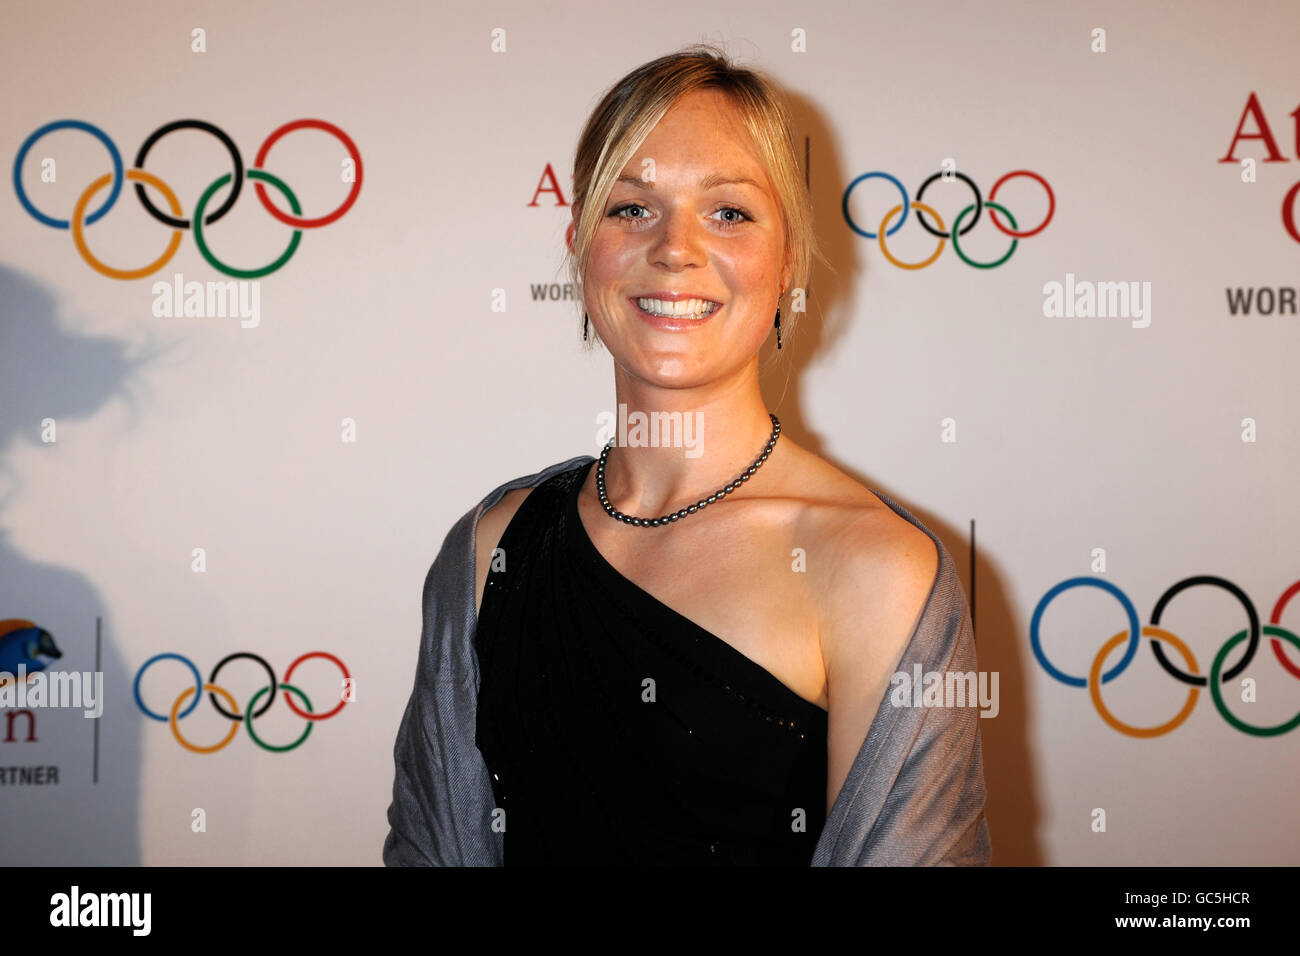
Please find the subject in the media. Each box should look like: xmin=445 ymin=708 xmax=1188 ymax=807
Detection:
xmin=12 ymin=118 xmax=362 ymax=280
xmin=1031 ymin=577 xmax=1300 ymax=738
xmin=841 ymin=169 xmax=1054 ymax=269
xmin=133 ymin=651 xmax=351 ymax=753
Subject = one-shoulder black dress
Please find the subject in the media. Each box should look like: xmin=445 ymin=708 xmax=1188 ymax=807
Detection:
xmin=473 ymin=460 xmax=828 ymax=866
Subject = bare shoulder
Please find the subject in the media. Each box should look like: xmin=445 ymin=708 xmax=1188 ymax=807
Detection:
xmin=777 ymin=441 xmax=939 ymax=615
xmin=473 ymin=486 xmax=534 ymax=617
xmin=819 ymin=489 xmax=938 ymax=616
xmin=806 ymin=479 xmax=939 ymax=670
xmin=776 ymin=443 xmax=940 ymax=807
xmin=774 ymin=441 xmax=938 ymax=688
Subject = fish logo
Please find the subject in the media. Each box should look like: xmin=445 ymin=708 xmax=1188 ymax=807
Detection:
xmin=0 ymin=619 xmax=62 ymax=685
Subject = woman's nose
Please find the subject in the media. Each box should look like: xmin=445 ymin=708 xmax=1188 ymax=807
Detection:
xmin=649 ymin=207 xmax=707 ymax=268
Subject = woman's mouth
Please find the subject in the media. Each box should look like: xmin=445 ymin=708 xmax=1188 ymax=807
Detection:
xmin=629 ymin=296 xmax=722 ymax=329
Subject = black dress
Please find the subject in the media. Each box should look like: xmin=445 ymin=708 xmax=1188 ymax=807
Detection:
xmin=474 ymin=460 xmax=828 ymax=866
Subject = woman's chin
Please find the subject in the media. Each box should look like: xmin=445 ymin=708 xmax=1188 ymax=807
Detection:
xmin=618 ymin=352 xmax=709 ymax=387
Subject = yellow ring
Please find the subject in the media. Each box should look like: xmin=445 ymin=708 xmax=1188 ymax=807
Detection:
xmin=1089 ymin=626 xmax=1200 ymax=738
xmin=877 ymin=202 xmax=946 ymax=270
xmin=169 ymin=683 xmax=241 ymax=754
xmin=72 ymin=169 xmax=184 ymax=280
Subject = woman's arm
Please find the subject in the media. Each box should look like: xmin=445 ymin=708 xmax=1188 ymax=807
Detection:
xmin=382 ymin=552 xmax=463 ymax=866
xmin=382 ymin=503 xmax=500 ymax=866
xmin=822 ymin=511 xmax=938 ymax=815
xmin=814 ymin=502 xmax=992 ymax=866
xmin=382 ymin=455 xmax=596 ymax=866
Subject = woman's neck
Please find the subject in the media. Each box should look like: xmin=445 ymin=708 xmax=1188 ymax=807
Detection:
xmin=599 ymin=367 xmax=778 ymax=517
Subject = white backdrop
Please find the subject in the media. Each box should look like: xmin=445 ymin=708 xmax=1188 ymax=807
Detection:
xmin=2 ymin=0 xmax=1297 ymax=865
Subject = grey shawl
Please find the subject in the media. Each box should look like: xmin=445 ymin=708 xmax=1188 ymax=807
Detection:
xmin=383 ymin=453 xmax=992 ymax=866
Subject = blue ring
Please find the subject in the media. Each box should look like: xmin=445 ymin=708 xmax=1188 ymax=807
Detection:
xmin=13 ymin=120 xmax=123 ymax=229
xmin=133 ymin=652 xmax=202 ymax=721
xmin=1030 ymin=577 xmax=1141 ymax=687
xmin=842 ymin=171 xmax=909 ymax=240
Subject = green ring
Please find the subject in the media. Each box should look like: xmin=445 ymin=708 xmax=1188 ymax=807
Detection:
xmin=192 ymin=169 xmax=303 ymax=279
xmin=951 ymin=201 xmax=1018 ymax=269
xmin=1210 ymin=626 xmax=1300 ymax=736
xmin=244 ymin=682 xmax=314 ymax=752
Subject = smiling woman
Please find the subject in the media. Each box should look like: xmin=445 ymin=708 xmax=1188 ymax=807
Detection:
xmin=383 ymin=43 xmax=991 ymax=867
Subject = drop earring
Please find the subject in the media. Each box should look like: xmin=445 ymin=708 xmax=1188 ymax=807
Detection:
xmin=583 ymin=312 xmax=589 ymax=341
xmin=774 ymin=307 xmax=782 ymax=350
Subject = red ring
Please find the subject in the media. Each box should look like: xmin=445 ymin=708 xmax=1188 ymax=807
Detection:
xmin=253 ymin=119 xmax=363 ymax=228
xmin=282 ymin=651 xmax=351 ymax=720
xmin=1269 ymin=580 xmax=1300 ymax=678
xmin=987 ymin=169 xmax=1055 ymax=238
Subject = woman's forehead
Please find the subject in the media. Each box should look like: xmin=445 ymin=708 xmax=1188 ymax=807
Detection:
xmin=623 ymin=103 xmax=770 ymax=189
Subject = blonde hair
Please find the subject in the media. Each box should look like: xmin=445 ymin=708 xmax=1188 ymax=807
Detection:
xmin=568 ymin=43 xmax=828 ymax=354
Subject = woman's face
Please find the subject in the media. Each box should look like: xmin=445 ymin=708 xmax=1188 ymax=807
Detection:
xmin=581 ymin=88 xmax=793 ymax=389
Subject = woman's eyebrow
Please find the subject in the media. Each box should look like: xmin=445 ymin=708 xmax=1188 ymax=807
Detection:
xmin=614 ymin=172 xmax=762 ymax=190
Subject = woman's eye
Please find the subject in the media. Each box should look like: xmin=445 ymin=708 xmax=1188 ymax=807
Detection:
xmin=712 ymin=206 xmax=752 ymax=229
xmin=610 ymin=203 xmax=650 ymax=222
xmin=609 ymin=203 xmax=752 ymax=229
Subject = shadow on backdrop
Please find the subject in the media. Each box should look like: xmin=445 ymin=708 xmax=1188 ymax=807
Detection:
xmin=0 ymin=263 xmax=167 ymax=864
xmin=754 ymin=91 xmax=1042 ymax=865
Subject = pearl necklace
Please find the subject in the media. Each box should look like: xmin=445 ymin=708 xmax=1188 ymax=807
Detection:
xmin=596 ymin=413 xmax=781 ymax=527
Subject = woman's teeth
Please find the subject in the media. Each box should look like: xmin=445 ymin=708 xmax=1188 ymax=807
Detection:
xmin=637 ymin=297 xmax=719 ymax=318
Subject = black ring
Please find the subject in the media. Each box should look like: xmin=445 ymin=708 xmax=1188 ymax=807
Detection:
xmin=208 ymin=652 xmax=277 ymax=720
xmin=132 ymin=120 xmax=244 ymax=230
xmin=914 ymin=170 xmax=983 ymax=238
xmin=1149 ymin=575 xmax=1260 ymax=686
